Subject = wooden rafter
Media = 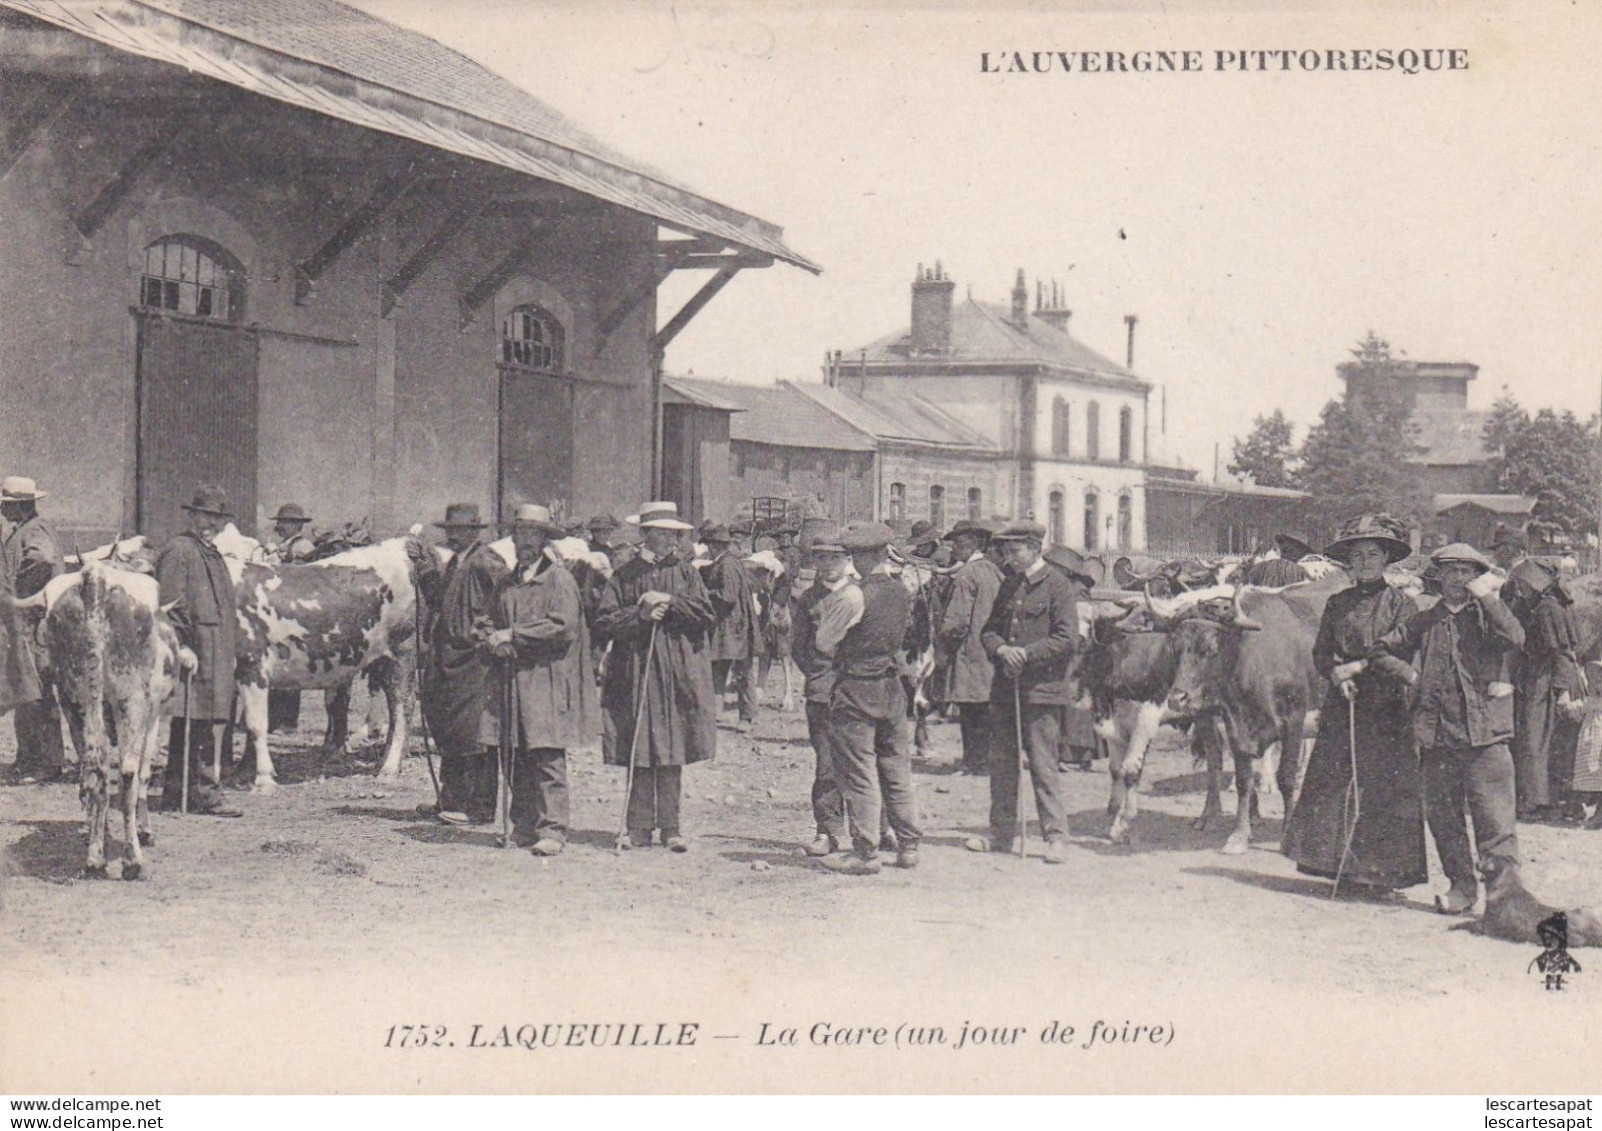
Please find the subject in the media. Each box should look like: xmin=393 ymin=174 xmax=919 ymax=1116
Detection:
xmin=0 ymin=77 xmax=84 ymax=183
xmin=672 ymin=253 xmax=773 ymax=271
xmin=295 ymin=171 xmax=422 ymax=304
xmin=381 ymin=196 xmax=490 ymax=317
xmin=457 ymin=220 xmax=556 ymax=330
xmin=72 ymin=94 xmax=220 ymax=241
xmin=653 ymin=263 xmax=744 ymax=353
xmin=591 ymin=245 xmax=692 ymax=355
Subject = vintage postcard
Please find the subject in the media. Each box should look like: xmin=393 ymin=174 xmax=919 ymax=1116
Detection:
xmin=1 ymin=0 xmax=1599 ymax=1098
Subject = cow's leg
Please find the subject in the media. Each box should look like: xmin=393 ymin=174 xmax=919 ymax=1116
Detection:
xmin=1107 ymin=701 xmax=1163 ymax=844
xmin=781 ymin=657 xmax=795 ymax=713
xmin=238 ymin=684 xmax=276 ymax=793
xmin=374 ymin=662 xmax=409 ymax=779
xmin=75 ymin=695 xmax=111 ymax=878
xmin=116 ymin=700 xmax=145 ymax=880
xmin=1257 ymin=740 xmax=1280 ymax=799
xmin=135 ymin=703 xmax=160 ymax=849
xmin=323 ymin=682 xmax=353 ymax=753
xmin=1194 ymin=719 xmax=1225 ymax=831
xmin=1222 ymin=747 xmax=1256 ymax=855
xmin=1099 ymin=715 xmax=1127 ymax=818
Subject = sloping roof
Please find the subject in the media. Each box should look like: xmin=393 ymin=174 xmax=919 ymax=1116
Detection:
xmin=1411 ymin=410 xmax=1493 ymax=466
xmin=1433 ymin=494 xmax=1535 ymax=515
xmin=1 ymin=0 xmax=817 ymax=271
xmin=852 ymin=299 xmax=1144 ymax=388
xmin=662 ymin=377 xmax=745 ymax=413
xmin=789 ymin=382 xmax=995 ymax=451
xmin=667 ymin=377 xmax=875 ymax=452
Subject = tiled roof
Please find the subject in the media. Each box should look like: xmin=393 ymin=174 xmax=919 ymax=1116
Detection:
xmin=1411 ymin=410 xmax=1493 ymax=466
xmin=662 ymin=377 xmax=746 ymax=413
xmin=788 ymin=382 xmax=995 ymax=451
xmin=851 ymin=299 xmax=1144 ymax=388
xmin=2 ymin=0 xmax=817 ymax=271
xmin=1433 ymin=494 xmax=1535 ymax=515
xmin=667 ymin=378 xmax=875 ymax=452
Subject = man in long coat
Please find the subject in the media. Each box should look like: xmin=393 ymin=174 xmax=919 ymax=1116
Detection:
xmin=1505 ymin=558 xmax=1587 ymax=822
xmin=416 ymin=503 xmax=508 ymax=825
xmin=700 ymin=521 xmax=760 ymax=728
xmin=1044 ymin=544 xmax=1104 ymax=770
xmin=937 ymin=519 xmax=1002 ymax=775
xmin=480 ymin=504 xmax=596 ymax=856
xmin=156 ymin=485 xmax=242 ymax=817
xmin=595 ymin=501 xmax=717 ymax=852
xmin=1 ymin=476 xmax=65 ymax=782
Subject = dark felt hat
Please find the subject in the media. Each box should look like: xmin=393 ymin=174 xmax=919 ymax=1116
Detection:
xmin=839 ymin=522 xmax=895 ymax=552
xmin=698 ymin=521 xmax=733 ymax=544
xmin=1044 ymin=544 xmax=1102 ymax=588
xmin=181 ymin=485 xmax=234 ymax=518
xmin=271 ymin=503 xmax=311 ymax=524
xmin=992 ymin=520 xmax=1048 ymax=543
xmin=942 ymin=519 xmax=993 ymax=542
xmin=434 ymin=502 xmax=488 ymax=529
xmin=1273 ymin=533 xmax=1316 ymax=562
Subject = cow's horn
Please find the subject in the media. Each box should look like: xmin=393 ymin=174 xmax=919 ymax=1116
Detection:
xmin=1143 ymin=586 xmax=1187 ymax=622
xmin=1230 ymin=586 xmax=1263 ymax=631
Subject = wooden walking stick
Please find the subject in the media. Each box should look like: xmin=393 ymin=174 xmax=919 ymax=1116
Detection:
xmin=179 ymin=669 xmax=193 ymax=816
xmin=1332 ymin=688 xmax=1362 ymax=898
xmin=1014 ymin=680 xmax=1028 ymax=860
xmin=615 ymin=623 xmax=659 ymax=854
xmin=414 ymin=595 xmax=441 ymax=807
xmin=497 ymin=662 xmax=513 ymax=849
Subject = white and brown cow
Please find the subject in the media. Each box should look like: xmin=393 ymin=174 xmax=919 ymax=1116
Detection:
xmin=230 ymin=538 xmax=427 ymax=792
xmin=34 ymin=561 xmax=179 ymax=879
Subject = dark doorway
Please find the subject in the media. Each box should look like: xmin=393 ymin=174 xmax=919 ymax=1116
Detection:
xmin=497 ymin=366 xmax=574 ymax=523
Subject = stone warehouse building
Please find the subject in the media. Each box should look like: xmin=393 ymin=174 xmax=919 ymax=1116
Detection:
xmin=0 ymin=0 xmax=813 ymax=545
xmin=827 ymin=265 xmax=1152 ymax=552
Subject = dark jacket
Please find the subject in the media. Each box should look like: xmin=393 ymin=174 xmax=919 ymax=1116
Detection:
xmin=938 ymin=554 xmax=1003 ymax=704
xmin=157 ymin=531 xmax=238 ymax=721
xmin=981 ymin=561 xmax=1079 ymax=707
xmin=1 ymin=514 xmax=63 ymax=600
xmin=703 ymin=551 xmax=760 ymax=661
xmin=479 ymin=554 xmax=597 ymax=750
xmin=418 ymin=540 xmax=510 ymax=754
xmin=1374 ymin=591 xmax=1525 ymax=749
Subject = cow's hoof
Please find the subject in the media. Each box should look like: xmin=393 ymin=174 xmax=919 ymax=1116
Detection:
xmin=1220 ymin=836 xmax=1249 ymax=856
xmin=121 ymin=862 xmax=143 ymax=881
xmin=1107 ymin=821 xmax=1131 ymax=845
xmin=82 ymin=864 xmax=109 ymax=880
xmin=252 ymin=778 xmax=278 ymax=796
xmin=1191 ymin=814 xmax=1212 ymax=832
xmin=138 ymin=830 xmax=155 ymax=847
xmin=375 ymin=768 xmax=402 ymax=781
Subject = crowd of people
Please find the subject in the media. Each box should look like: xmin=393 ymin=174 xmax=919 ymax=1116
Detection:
xmin=3 ymin=475 xmax=1599 ymax=912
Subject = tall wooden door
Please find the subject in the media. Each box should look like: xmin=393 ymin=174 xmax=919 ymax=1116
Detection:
xmin=136 ymin=313 xmax=259 ymax=541
xmin=498 ymin=366 xmax=574 ymax=523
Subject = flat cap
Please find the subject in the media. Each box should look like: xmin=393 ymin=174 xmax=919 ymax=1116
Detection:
xmin=838 ymin=521 xmax=895 ymax=552
xmin=1431 ymin=542 xmax=1493 ymax=573
xmin=991 ymin=520 xmax=1047 ymax=542
xmin=942 ymin=518 xmax=993 ymax=541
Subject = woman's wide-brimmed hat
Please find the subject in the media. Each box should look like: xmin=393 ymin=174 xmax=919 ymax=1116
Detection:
xmin=271 ymin=503 xmax=311 ymax=524
xmin=181 ymin=484 xmax=234 ymax=518
xmin=508 ymin=503 xmax=564 ymax=537
xmin=627 ymin=501 xmax=693 ymax=531
xmin=433 ymin=502 xmax=487 ymax=529
xmin=0 ymin=476 xmax=47 ymax=503
xmin=1323 ymin=513 xmax=1413 ymax=565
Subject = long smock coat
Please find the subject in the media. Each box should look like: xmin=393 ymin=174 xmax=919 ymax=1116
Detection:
xmin=595 ymin=549 xmax=718 ymax=768
xmin=419 ymin=540 xmax=509 ymax=754
xmin=703 ymin=550 xmax=760 ymax=662
xmin=1282 ymin=579 xmax=1428 ymax=888
xmin=937 ymin=553 xmax=1003 ymax=704
xmin=1510 ymin=589 xmax=1585 ymax=808
xmin=0 ymin=515 xmax=61 ymax=708
xmin=157 ymin=531 xmax=238 ymax=721
xmin=478 ymin=554 xmax=599 ymax=750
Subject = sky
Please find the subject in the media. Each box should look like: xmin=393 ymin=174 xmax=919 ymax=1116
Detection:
xmin=352 ymin=0 xmax=1602 ymax=475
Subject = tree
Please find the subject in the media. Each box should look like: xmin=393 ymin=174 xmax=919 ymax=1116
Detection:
xmin=1486 ymin=397 xmax=1601 ymax=545
xmin=1229 ymin=409 xmax=1298 ymax=488
xmin=1298 ymin=332 xmax=1431 ymax=525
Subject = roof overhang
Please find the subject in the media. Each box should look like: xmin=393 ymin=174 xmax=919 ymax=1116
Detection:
xmin=0 ymin=0 xmax=819 ymax=273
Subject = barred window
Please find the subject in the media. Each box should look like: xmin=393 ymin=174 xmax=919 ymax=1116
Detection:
xmin=929 ymin=484 xmax=945 ymax=531
xmin=500 ymin=304 xmax=565 ymax=372
xmin=967 ymin=487 xmax=982 ymax=520
xmin=140 ymin=236 xmax=241 ymax=321
xmin=1084 ymin=488 xmax=1100 ymax=550
xmin=889 ymin=482 xmax=906 ymax=522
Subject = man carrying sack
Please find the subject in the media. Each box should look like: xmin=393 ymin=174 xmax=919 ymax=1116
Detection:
xmin=970 ymin=521 xmax=1078 ymax=863
xmin=481 ymin=505 xmax=595 ymax=856
xmin=416 ymin=503 xmax=508 ymax=825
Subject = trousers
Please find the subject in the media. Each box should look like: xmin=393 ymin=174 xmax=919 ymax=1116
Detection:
xmin=829 ymin=704 xmax=921 ymax=858
xmin=712 ymin=659 xmax=758 ymax=723
xmin=1421 ymin=742 xmax=1520 ymax=893
xmin=805 ymin=700 xmax=846 ymax=840
xmin=159 ymin=717 xmax=225 ymax=808
xmin=956 ymin=703 xmax=990 ymax=772
xmin=987 ymin=700 xmax=1068 ymax=842
xmin=509 ymin=746 xmax=569 ymax=842
xmin=13 ymin=679 xmax=66 ymax=774
xmin=628 ymin=765 xmax=683 ymax=836
xmin=440 ymin=751 xmax=497 ymax=820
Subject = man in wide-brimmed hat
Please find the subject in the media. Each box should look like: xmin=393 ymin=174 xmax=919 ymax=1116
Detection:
xmin=971 ymin=521 xmax=1079 ymax=864
xmin=1371 ymin=541 xmax=1526 ymax=914
xmin=699 ymin=520 xmax=761 ymax=729
xmin=937 ymin=519 xmax=1004 ymax=776
xmin=1 ymin=475 xmax=66 ymax=782
xmin=415 ymin=503 xmax=509 ymax=825
xmin=594 ymin=502 xmax=717 ymax=851
xmin=156 ymin=485 xmax=242 ymax=816
xmin=479 ymin=504 xmax=596 ymax=855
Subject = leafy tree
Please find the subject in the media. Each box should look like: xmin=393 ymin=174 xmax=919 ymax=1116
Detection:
xmin=1485 ymin=397 xmax=1601 ymax=544
xmin=1229 ymin=409 xmax=1298 ymax=488
xmin=1298 ymin=332 xmax=1430 ymax=525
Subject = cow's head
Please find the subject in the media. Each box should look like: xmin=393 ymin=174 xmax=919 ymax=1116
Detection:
xmin=1163 ymin=592 xmax=1261 ymax=716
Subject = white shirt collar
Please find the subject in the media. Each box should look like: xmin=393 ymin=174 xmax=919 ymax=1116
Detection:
xmin=1024 ymin=558 xmax=1045 ymax=579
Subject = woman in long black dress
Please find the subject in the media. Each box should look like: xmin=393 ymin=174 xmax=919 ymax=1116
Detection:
xmin=1283 ymin=514 xmax=1428 ymax=896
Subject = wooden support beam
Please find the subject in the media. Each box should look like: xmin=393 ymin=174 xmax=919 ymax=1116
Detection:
xmin=653 ymin=263 xmax=743 ymax=354
xmin=381 ymin=196 xmax=490 ymax=318
xmin=295 ymin=172 xmax=421 ymax=304
xmin=72 ymin=98 xmax=207 ymax=242
xmin=0 ymin=78 xmax=83 ymax=183
xmin=457 ymin=220 xmax=556 ymax=330
xmin=655 ymin=236 xmax=727 ymax=257
xmin=592 ymin=247 xmax=691 ymax=356
xmin=668 ymin=253 xmax=773 ymax=272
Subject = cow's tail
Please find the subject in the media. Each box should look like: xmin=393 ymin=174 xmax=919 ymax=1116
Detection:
xmin=78 ymin=562 xmax=111 ymax=771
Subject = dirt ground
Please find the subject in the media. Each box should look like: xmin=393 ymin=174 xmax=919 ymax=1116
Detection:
xmin=2 ymin=676 xmax=1599 ymax=1093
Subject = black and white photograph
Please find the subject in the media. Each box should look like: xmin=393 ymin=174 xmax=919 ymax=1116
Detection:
xmin=1 ymin=0 xmax=1599 ymax=1101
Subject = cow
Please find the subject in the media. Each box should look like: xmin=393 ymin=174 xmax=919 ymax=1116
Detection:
xmin=33 ymin=561 xmax=179 ymax=879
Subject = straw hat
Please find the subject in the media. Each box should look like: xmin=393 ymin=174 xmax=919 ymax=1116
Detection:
xmin=627 ymin=501 xmax=693 ymax=531
xmin=0 ymin=476 xmax=46 ymax=503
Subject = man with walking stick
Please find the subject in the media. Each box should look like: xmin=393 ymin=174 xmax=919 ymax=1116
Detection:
xmin=968 ymin=521 xmax=1078 ymax=863
xmin=480 ymin=504 xmax=595 ymax=856
xmin=595 ymin=502 xmax=717 ymax=852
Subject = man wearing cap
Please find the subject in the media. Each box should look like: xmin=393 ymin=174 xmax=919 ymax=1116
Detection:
xmin=700 ymin=520 xmax=761 ymax=729
xmin=156 ymin=486 xmax=242 ymax=816
xmin=1491 ymin=525 xmax=1529 ymax=573
xmin=416 ymin=503 xmax=509 ymax=825
xmin=480 ymin=504 xmax=595 ymax=855
xmin=259 ymin=503 xmax=317 ymax=735
xmin=1372 ymin=542 xmax=1526 ymax=914
xmin=594 ymin=502 xmax=717 ymax=851
xmin=813 ymin=521 xmax=921 ymax=874
xmin=1 ymin=476 xmax=65 ymax=782
xmin=937 ymin=519 xmax=1003 ymax=776
xmin=789 ymin=531 xmax=851 ymax=856
xmin=1044 ymin=544 xmax=1104 ymax=771
xmin=973 ymin=521 xmax=1079 ymax=863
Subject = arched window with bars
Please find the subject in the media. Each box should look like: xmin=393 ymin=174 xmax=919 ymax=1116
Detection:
xmin=1048 ymin=489 xmax=1065 ymax=547
xmin=1051 ymin=396 xmax=1070 ymax=457
xmin=139 ymin=235 xmax=244 ymax=321
xmin=1119 ymin=405 xmax=1134 ymax=463
xmin=500 ymin=304 xmax=565 ymax=372
xmin=1086 ymin=401 xmax=1101 ymax=461
xmin=1083 ymin=487 xmax=1100 ymax=550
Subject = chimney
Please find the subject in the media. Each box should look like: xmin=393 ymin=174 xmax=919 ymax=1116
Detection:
xmin=909 ymin=261 xmax=955 ymax=355
xmin=1011 ymin=268 xmax=1028 ymax=327
xmin=1036 ymin=277 xmax=1072 ymax=332
xmin=1124 ymin=314 xmax=1138 ymax=370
